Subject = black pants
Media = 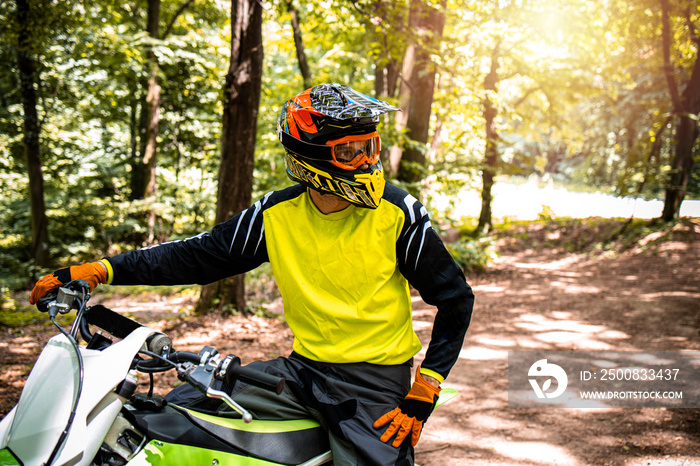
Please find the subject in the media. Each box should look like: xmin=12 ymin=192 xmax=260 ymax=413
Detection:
xmin=166 ymin=353 xmax=414 ymax=466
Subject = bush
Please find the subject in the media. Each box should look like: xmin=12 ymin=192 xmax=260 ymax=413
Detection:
xmin=446 ymin=237 xmax=497 ymax=273
xmin=0 ymin=286 xmax=44 ymax=328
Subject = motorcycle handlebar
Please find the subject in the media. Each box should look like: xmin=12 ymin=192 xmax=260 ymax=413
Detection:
xmin=146 ymin=333 xmax=173 ymax=355
xmin=36 ymin=279 xmax=91 ymax=316
xmin=34 ymin=285 xmax=286 ymax=399
xmin=166 ymin=351 xmax=285 ymax=394
xmin=169 ymin=351 xmax=201 ymax=364
xmin=227 ymin=360 xmax=285 ymax=395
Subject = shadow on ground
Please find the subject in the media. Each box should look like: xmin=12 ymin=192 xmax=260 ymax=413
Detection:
xmin=1 ymin=220 xmax=698 ymax=465
xmin=413 ymin=222 xmax=700 ymax=465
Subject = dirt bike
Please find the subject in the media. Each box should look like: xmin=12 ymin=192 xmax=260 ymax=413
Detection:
xmin=0 ymin=279 xmax=458 ymax=466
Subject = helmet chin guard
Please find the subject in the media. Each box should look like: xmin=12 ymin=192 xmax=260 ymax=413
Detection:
xmin=278 ymin=83 xmax=399 ymax=209
xmin=285 ymin=153 xmax=386 ymax=209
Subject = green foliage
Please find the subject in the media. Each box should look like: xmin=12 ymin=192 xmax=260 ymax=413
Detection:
xmin=1 ymin=0 xmax=698 ymax=299
xmin=0 ymin=0 xmax=228 ymax=287
xmin=556 ymin=0 xmax=700 ymax=201
xmin=0 ymin=285 xmax=66 ymax=328
xmin=537 ymin=205 xmax=556 ymax=222
xmin=245 ymin=262 xmax=280 ymax=306
xmin=446 ymin=236 xmax=497 ymax=274
xmin=0 ymin=305 xmax=44 ymax=329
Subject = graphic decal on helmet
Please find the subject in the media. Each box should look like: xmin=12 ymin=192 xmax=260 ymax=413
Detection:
xmin=308 ymin=84 xmax=400 ymax=120
xmin=285 ymin=154 xmax=384 ymax=208
xmin=278 ymin=83 xmax=399 ymax=209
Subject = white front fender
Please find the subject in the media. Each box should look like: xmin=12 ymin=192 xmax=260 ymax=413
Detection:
xmin=4 ymin=325 xmax=157 ymax=466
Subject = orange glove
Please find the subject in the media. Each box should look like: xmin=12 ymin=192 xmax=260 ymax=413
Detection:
xmin=373 ymin=369 xmax=441 ymax=447
xmin=30 ymin=261 xmax=109 ymax=304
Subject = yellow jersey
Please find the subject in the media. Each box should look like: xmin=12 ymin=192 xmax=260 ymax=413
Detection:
xmin=108 ymin=183 xmax=474 ymax=380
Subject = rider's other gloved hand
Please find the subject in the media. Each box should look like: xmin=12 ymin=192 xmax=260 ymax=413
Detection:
xmin=373 ymin=369 xmax=441 ymax=447
xmin=30 ymin=260 xmax=109 ymax=304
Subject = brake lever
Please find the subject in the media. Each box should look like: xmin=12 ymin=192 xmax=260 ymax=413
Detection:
xmin=178 ymin=359 xmax=253 ymax=423
xmin=205 ymin=387 xmax=253 ymax=423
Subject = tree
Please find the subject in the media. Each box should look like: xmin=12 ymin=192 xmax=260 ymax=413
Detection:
xmin=13 ymin=0 xmax=49 ymax=268
xmin=389 ymin=0 xmax=446 ymax=186
xmin=1 ymin=0 xmax=229 ymax=288
xmin=130 ymin=0 xmax=196 ymax=241
xmin=475 ymin=44 xmax=500 ymax=235
xmin=368 ymin=0 xmax=402 ymax=100
xmin=130 ymin=0 xmax=162 ymax=204
xmin=461 ymin=0 xmax=601 ymax=233
xmin=285 ymin=0 xmax=312 ymax=89
xmin=660 ymin=0 xmax=700 ymax=221
xmin=561 ymin=0 xmax=700 ymax=214
xmin=198 ymin=0 xmax=264 ymax=315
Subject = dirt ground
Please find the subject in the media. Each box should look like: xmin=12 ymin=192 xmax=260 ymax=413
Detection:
xmin=414 ymin=219 xmax=700 ymax=466
xmin=1 ymin=219 xmax=699 ymax=465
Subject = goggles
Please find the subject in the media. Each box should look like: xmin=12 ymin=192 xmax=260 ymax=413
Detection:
xmin=326 ymin=132 xmax=381 ymax=170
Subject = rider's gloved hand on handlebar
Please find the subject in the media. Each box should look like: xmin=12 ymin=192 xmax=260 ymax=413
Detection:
xmin=373 ymin=368 xmax=441 ymax=447
xmin=30 ymin=260 xmax=110 ymax=304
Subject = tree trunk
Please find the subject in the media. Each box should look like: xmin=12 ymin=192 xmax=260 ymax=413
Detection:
xmin=475 ymin=47 xmax=500 ymax=236
xmin=660 ymin=0 xmax=699 ymax=221
xmin=286 ymin=0 xmax=312 ymax=89
xmin=389 ymin=41 xmax=414 ymax=175
xmin=197 ymin=0 xmax=263 ymax=315
xmin=131 ymin=0 xmax=161 ymax=204
xmin=389 ymin=0 xmax=445 ymax=185
xmin=371 ymin=0 xmax=400 ymax=100
xmin=129 ymin=90 xmax=141 ymax=198
xmin=142 ymin=72 xmax=161 ymax=202
xmin=131 ymin=0 xmax=194 ymax=240
xmin=15 ymin=0 xmax=49 ymax=268
xmin=374 ymin=59 xmax=399 ymax=99
xmin=376 ymin=58 xmax=399 ymax=169
xmin=661 ymin=115 xmax=698 ymax=221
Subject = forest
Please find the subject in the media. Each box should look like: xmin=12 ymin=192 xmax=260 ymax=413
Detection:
xmin=2 ymin=2 xmax=700 ymax=464
xmin=1 ymin=0 xmax=699 ymax=309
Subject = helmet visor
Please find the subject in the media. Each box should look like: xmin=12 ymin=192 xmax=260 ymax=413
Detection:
xmin=327 ymin=132 xmax=381 ymax=170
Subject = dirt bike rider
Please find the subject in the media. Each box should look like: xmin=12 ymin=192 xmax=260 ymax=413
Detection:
xmin=31 ymin=83 xmax=475 ymax=465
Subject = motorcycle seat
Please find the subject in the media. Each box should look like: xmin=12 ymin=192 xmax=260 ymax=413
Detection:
xmin=124 ymin=404 xmax=329 ymax=465
xmin=179 ymin=405 xmax=330 ymax=465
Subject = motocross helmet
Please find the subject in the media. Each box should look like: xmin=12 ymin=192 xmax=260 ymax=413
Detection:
xmin=277 ymin=83 xmax=399 ymax=209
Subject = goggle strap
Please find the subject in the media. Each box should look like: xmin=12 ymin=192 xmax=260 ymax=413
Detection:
xmin=279 ymin=130 xmax=333 ymax=160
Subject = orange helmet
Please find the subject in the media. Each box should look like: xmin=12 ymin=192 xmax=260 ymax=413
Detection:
xmin=277 ymin=83 xmax=398 ymax=209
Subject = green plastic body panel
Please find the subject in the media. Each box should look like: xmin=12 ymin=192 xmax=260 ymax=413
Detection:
xmin=0 ymin=449 xmax=20 ymax=466
xmin=181 ymin=406 xmax=321 ymax=432
xmin=127 ymin=441 xmax=281 ymax=465
xmin=436 ymin=387 xmax=459 ymax=408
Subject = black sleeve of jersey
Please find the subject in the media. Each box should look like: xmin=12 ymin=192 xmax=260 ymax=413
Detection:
xmin=107 ymin=195 xmax=271 ymax=286
xmin=392 ymin=186 xmax=475 ymax=380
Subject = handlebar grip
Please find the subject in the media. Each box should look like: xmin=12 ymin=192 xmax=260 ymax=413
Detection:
xmin=171 ymin=351 xmax=201 ymax=364
xmin=227 ymin=359 xmax=285 ymax=395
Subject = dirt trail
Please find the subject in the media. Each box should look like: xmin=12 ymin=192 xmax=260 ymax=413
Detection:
xmin=1 ymin=220 xmax=699 ymax=465
xmin=414 ymin=224 xmax=700 ymax=466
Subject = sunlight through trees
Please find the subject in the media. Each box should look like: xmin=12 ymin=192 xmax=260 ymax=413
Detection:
xmin=1 ymin=0 xmax=698 ymax=304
